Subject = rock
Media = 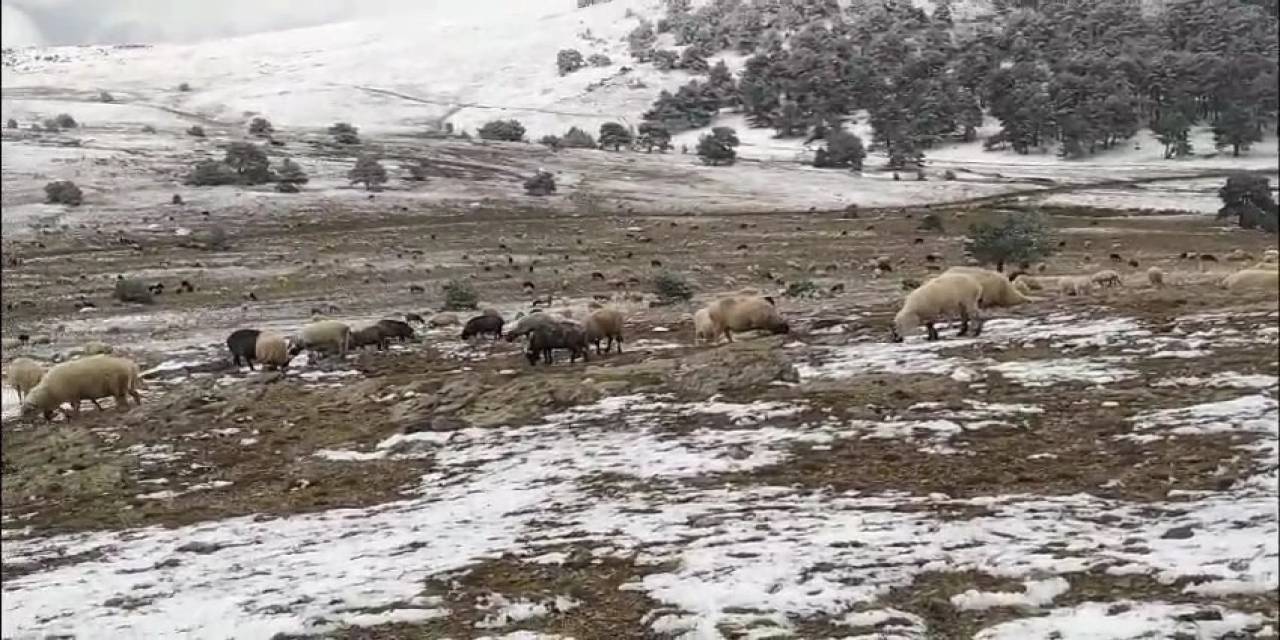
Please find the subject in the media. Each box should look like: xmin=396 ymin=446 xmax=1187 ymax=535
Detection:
xmin=673 ymin=339 xmax=799 ymax=398
xmin=430 ymin=312 xmax=459 ymax=327
xmin=1161 ymin=525 xmax=1195 ymax=540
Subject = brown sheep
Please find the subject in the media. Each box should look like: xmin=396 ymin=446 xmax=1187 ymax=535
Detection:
xmin=705 ymin=295 xmax=790 ymax=343
xmin=891 ymin=273 xmax=983 ymax=342
xmin=584 ymin=307 xmax=625 ymax=355
xmin=255 ymin=332 xmax=292 ymax=369
xmin=22 ymin=355 xmax=143 ymax=421
xmin=5 ymin=357 xmax=45 ymax=404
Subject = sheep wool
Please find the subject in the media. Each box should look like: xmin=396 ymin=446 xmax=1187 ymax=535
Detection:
xmin=1221 ymin=269 xmax=1279 ymax=292
xmin=1090 ymin=270 xmax=1122 ymax=288
xmin=892 ymin=272 xmax=983 ymax=342
xmin=255 ymin=332 xmax=292 ymax=369
xmin=298 ymin=320 xmax=352 ymax=356
xmin=705 ymin=295 xmax=790 ymax=343
xmin=5 ymin=357 xmax=45 ymax=403
xmin=945 ymin=266 xmax=1031 ymax=307
xmin=583 ymin=307 xmax=625 ymax=355
xmin=1058 ymin=276 xmax=1093 ymax=297
xmin=23 ymin=355 xmax=143 ymax=421
xmin=1147 ymin=267 xmax=1165 ymax=287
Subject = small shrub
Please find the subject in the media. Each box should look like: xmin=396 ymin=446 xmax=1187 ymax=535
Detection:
xmin=187 ymin=125 xmax=206 ymax=137
xmin=917 ymin=213 xmax=944 ymax=232
xmin=178 ymin=82 xmax=192 ymax=92
xmin=186 ymin=160 xmax=239 ymax=186
xmin=561 ymin=126 xmax=597 ymax=149
xmin=943 ymin=169 xmax=957 ymax=181
xmin=7 ymin=118 xmax=18 ymax=129
xmin=587 ymin=53 xmax=612 ymax=67
xmin=652 ymin=49 xmax=679 ymax=70
xmin=114 ymin=278 xmax=153 ymax=304
xmin=98 ymin=91 xmax=115 ymax=103
xmin=557 ymin=48 xmax=586 ymax=76
xmin=40 ymin=118 xmax=60 ymax=132
xmin=247 ymin=117 xmax=274 ymax=137
xmin=44 ymin=180 xmax=83 ymax=206
xmin=964 ymin=212 xmax=1056 ymax=272
xmin=171 ymin=194 xmax=183 ymax=205
xmin=349 ymin=155 xmax=387 ymax=190
xmin=275 ymin=182 xmax=300 ymax=193
xmin=141 ymin=124 xmax=157 ymax=133
xmin=405 ymin=159 xmax=429 ymax=181
xmin=524 ymin=170 xmax=556 ymax=196
xmin=54 ymin=113 xmax=77 ymax=128
xmin=478 ymin=119 xmax=526 ymax=142
xmin=275 ymin=157 xmax=309 ymax=186
xmin=442 ymin=280 xmax=478 ymax=311
xmin=224 ymin=142 xmax=272 ymax=184
xmin=329 ymin=122 xmax=359 ymax=144
xmin=652 ymin=271 xmax=693 ymax=304
xmin=636 ymin=122 xmax=671 ymax=152
xmin=539 ymin=134 xmax=562 ymax=150
xmin=812 ymin=130 xmax=865 ymax=170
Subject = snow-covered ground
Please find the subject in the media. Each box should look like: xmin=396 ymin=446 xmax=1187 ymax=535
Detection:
xmin=3 ymin=308 xmax=1277 ymax=639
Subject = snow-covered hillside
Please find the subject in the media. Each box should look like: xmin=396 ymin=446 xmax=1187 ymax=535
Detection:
xmin=1 ymin=0 xmax=692 ymax=136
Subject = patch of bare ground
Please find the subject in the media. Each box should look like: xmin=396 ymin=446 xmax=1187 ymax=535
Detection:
xmin=796 ymin=569 xmax=1278 ymax=639
xmin=328 ymin=551 xmax=672 ymax=639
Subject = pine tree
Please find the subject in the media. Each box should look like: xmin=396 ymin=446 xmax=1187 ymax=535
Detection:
xmin=636 ymin=122 xmax=672 ymax=152
xmin=679 ymin=45 xmax=709 ymax=73
xmin=562 ymin=126 xmax=597 ymax=148
xmin=248 ymin=117 xmax=274 ymax=137
xmin=557 ymin=49 xmax=586 ymax=76
xmin=329 ymin=122 xmax=360 ymax=144
xmin=696 ymin=127 xmax=739 ymax=166
xmin=812 ymin=129 xmax=866 ymax=170
xmin=349 ymin=155 xmax=388 ymax=190
xmin=1153 ymin=111 xmax=1194 ymax=159
xmin=1213 ymin=106 xmax=1262 ymax=157
xmin=224 ymin=142 xmax=272 ymax=184
xmin=628 ymin=20 xmax=657 ymax=61
xmin=275 ymin=158 xmax=309 ymax=186
xmin=478 ymin=119 xmax=526 ymax=142
xmin=598 ymin=122 xmax=633 ymax=150
xmin=1218 ymin=174 xmax=1278 ymax=232
xmin=653 ymin=49 xmax=679 ymax=71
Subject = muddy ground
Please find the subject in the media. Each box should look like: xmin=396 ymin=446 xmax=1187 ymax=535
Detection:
xmin=2 ymin=173 xmax=1279 ymax=639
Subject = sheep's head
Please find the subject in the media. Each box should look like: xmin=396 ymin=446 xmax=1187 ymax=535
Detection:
xmin=21 ymin=386 xmax=56 ymax=421
xmin=769 ymin=319 xmax=790 ymax=335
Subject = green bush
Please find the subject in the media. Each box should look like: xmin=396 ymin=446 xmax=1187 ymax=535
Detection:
xmin=652 ymin=271 xmax=693 ymax=304
xmin=44 ymin=180 xmax=83 ymax=206
xmin=442 ymin=280 xmax=478 ymax=311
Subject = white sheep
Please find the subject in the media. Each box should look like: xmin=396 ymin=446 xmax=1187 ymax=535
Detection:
xmin=294 ymin=320 xmax=351 ymax=358
xmin=1221 ymin=269 xmax=1279 ymax=292
xmin=1147 ymin=266 xmax=1166 ymax=287
xmin=1012 ymin=278 xmax=1034 ymax=296
xmin=5 ymin=357 xmax=45 ymax=404
xmin=583 ymin=307 xmax=625 ymax=355
xmin=1058 ymin=275 xmax=1093 ymax=297
xmin=255 ymin=332 xmax=292 ymax=370
xmin=429 ymin=312 xmax=459 ymax=327
xmin=1263 ymin=249 xmax=1278 ymax=264
xmin=693 ymin=308 xmax=719 ymax=345
xmin=1090 ymin=269 xmax=1122 ymax=288
xmin=705 ymin=295 xmax=790 ymax=343
xmin=891 ymin=272 xmax=983 ymax=342
xmin=79 ymin=341 xmax=114 ymax=356
xmin=22 ymin=355 xmax=143 ymax=421
xmin=946 ymin=266 xmax=1033 ymax=307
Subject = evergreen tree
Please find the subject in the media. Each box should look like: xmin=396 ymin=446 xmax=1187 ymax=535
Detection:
xmin=679 ymin=45 xmax=709 ymax=72
xmin=1218 ymin=174 xmax=1278 ymax=232
xmin=628 ymin=20 xmax=657 ymax=61
xmin=696 ymin=126 xmax=739 ymax=166
xmin=329 ymin=122 xmax=360 ymax=144
xmin=964 ymin=213 xmax=1056 ymax=272
xmin=1213 ymin=106 xmax=1262 ymax=156
xmin=557 ymin=49 xmax=586 ymax=76
xmin=636 ymin=122 xmax=672 ymax=152
xmin=349 ymin=155 xmax=388 ymax=190
xmin=224 ymin=142 xmax=272 ymax=184
xmin=706 ymin=60 xmax=738 ymax=109
xmin=598 ymin=122 xmax=633 ymax=150
xmin=812 ymin=129 xmax=866 ymax=170
xmin=562 ymin=126 xmax=597 ymax=148
xmin=478 ymin=119 xmax=527 ymax=142
xmin=248 ymin=117 xmax=274 ymax=137
xmin=275 ymin=158 xmax=309 ymax=186
xmin=524 ymin=170 xmax=556 ymax=196
xmin=1153 ymin=110 xmax=1194 ymax=158
xmin=653 ymin=49 xmax=679 ymax=71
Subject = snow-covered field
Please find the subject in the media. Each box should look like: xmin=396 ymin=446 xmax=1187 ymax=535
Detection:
xmin=4 ymin=305 xmax=1278 ymax=639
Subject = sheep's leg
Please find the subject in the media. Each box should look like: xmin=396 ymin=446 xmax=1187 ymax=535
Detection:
xmin=129 ymin=388 xmax=142 ymax=405
xmin=247 ymin=358 xmax=256 ymax=371
xmin=90 ymin=398 xmax=104 ymax=411
xmin=581 ymin=346 xmax=590 ymax=363
xmin=969 ymin=310 xmax=985 ymax=337
xmin=723 ymin=328 xmax=734 ymax=343
xmin=925 ymin=323 xmax=939 ymax=341
xmin=115 ymin=393 xmax=130 ymax=412
xmin=68 ymin=401 xmax=82 ymax=419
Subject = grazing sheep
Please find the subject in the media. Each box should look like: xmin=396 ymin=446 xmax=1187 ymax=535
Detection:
xmin=945 ymin=267 xmax=1033 ymax=307
xmin=1090 ymin=269 xmax=1122 ymax=288
xmin=226 ymin=329 xmax=262 ymax=369
xmin=890 ymin=272 xmax=983 ymax=342
xmin=292 ymin=320 xmax=351 ymax=358
xmin=5 ymin=357 xmax=45 ymax=403
xmin=1058 ymin=275 xmax=1094 ymax=297
xmin=1012 ymin=278 xmax=1034 ymax=296
xmin=1263 ymin=249 xmax=1278 ymax=263
xmin=375 ymin=319 xmax=416 ymax=342
xmin=1226 ymin=249 xmax=1253 ymax=262
xmin=461 ymin=314 xmax=505 ymax=341
xmin=349 ymin=325 xmax=388 ymax=351
xmin=1200 ymin=254 xmax=1218 ymax=263
xmin=1147 ymin=266 xmax=1165 ymax=287
xmin=255 ymin=332 xmax=292 ymax=369
xmin=429 ymin=312 xmax=459 ymax=327
xmin=584 ymin=307 xmax=624 ymax=355
xmin=1109 ymin=253 xmax=1123 ymax=263
xmin=693 ymin=307 xmax=719 ymax=346
xmin=506 ymin=311 xmax=559 ymax=342
xmin=22 ymin=355 xmax=143 ymax=421
xmin=1221 ymin=269 xmax=1279 ymax=292
xmin=705 ymin=295 xmax=790 ymax=343
xmin=1013 ymin=275 xmax=1054 ymax=291
xmin=1127 ymin=259 xmax=1140 ymax=268
xmin=525 ymin=322 xmax=590 ymax=365
xmin=404 ymin=312 xmax=425 ymax=324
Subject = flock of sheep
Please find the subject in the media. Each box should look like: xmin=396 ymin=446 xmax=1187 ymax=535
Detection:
xmin=4 ymin=248 xmax=1276 ymax=423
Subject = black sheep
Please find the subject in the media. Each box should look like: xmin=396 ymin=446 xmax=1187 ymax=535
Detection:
xmin=526 ymin=322 xmax=589 ymax=366
xmin=375 ymin=319 xmax=416 ymax=342
xmin=349 ymin=325 xmax=388 ymax=350
xmin=461 ymin=314 xmax=504 ymax=341
xmin=226 ymin=329 xmax=261 ymax=369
